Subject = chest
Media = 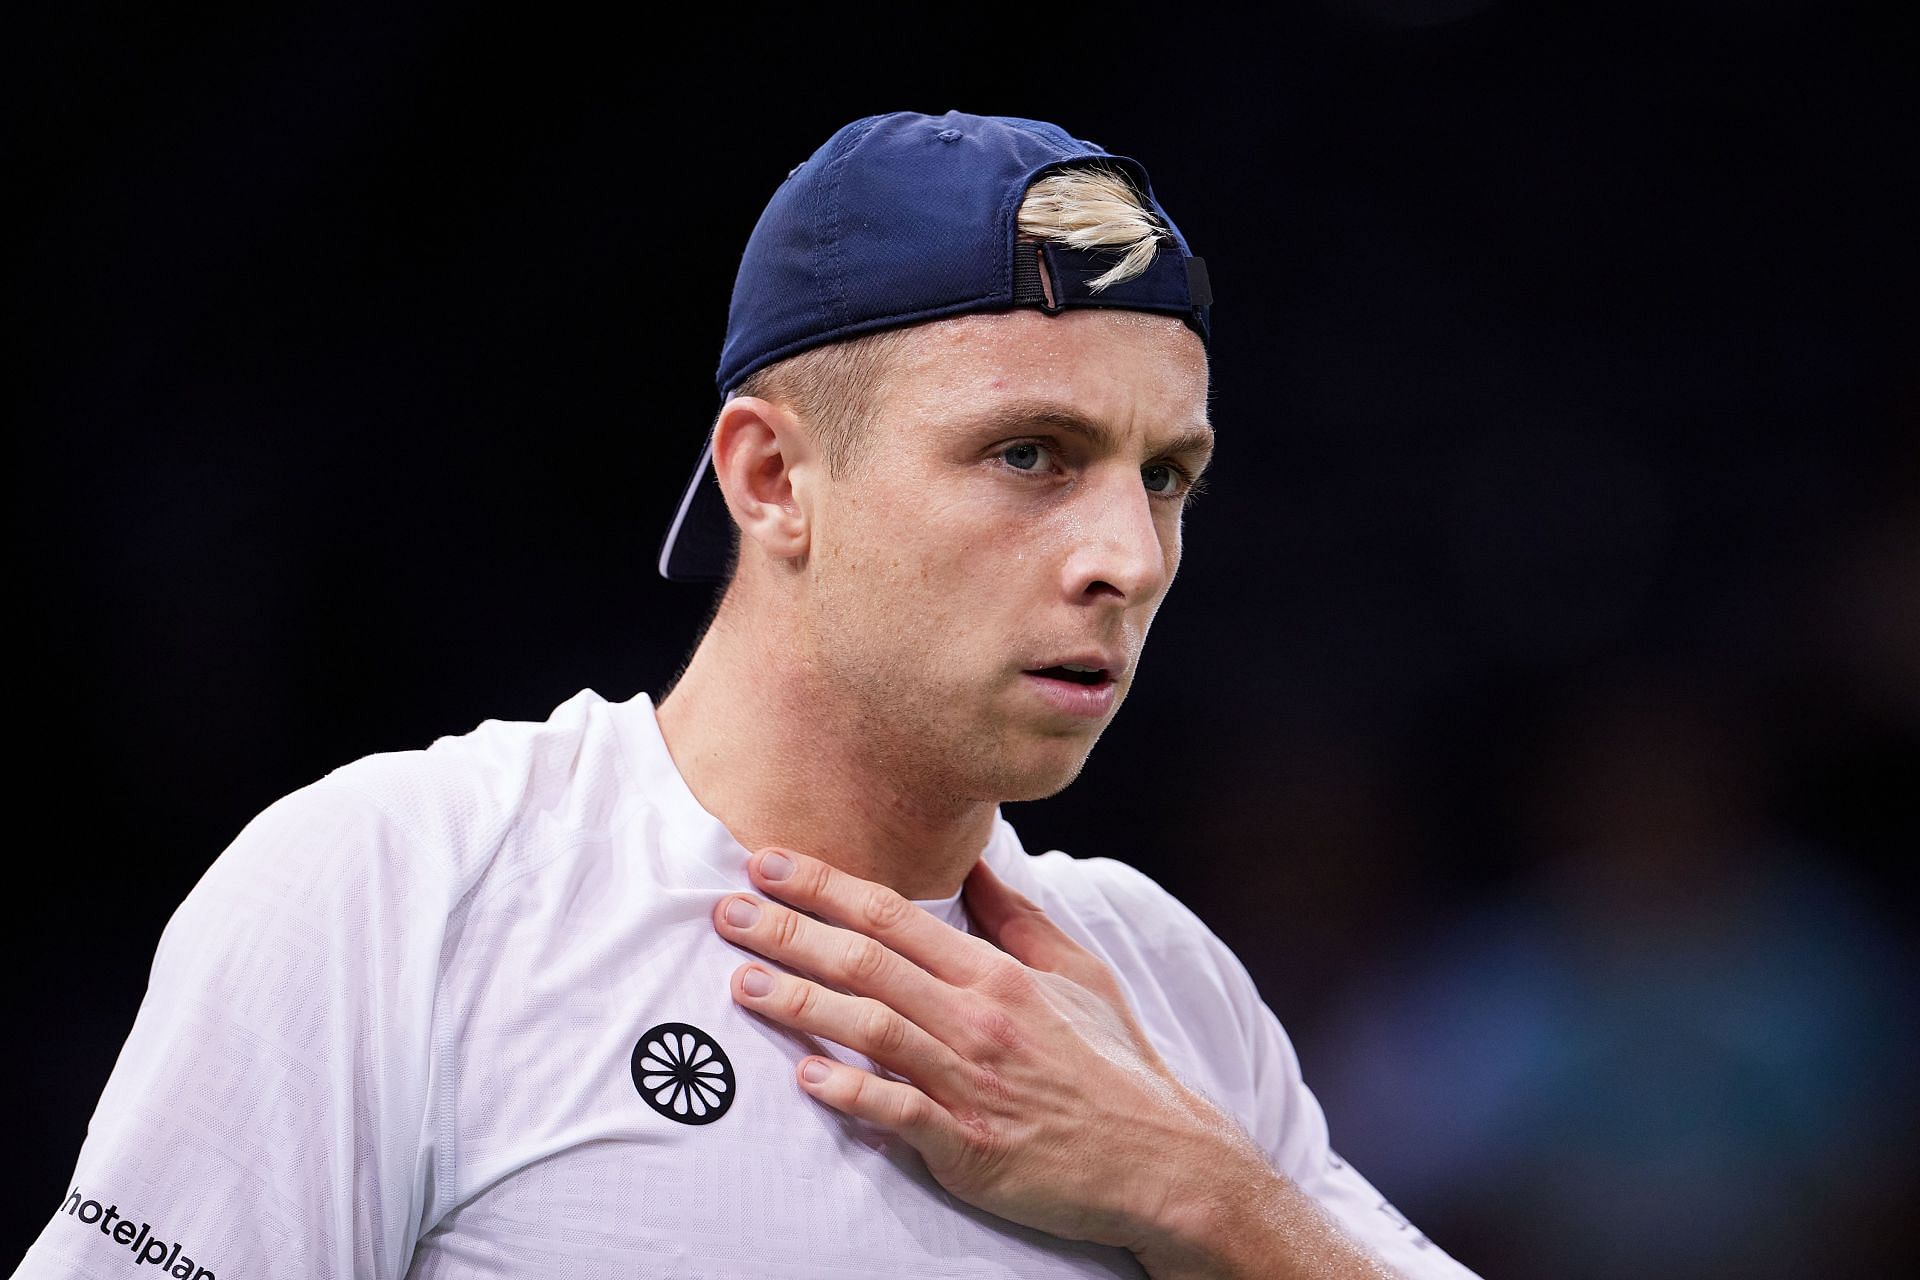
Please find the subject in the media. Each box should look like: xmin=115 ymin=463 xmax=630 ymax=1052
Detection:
xmin=410 ymin=885 xmax=1153 ymax=1279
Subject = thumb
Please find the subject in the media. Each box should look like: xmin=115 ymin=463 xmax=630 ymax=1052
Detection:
xmin=963 ymin=858 xmax=1094 ymax=978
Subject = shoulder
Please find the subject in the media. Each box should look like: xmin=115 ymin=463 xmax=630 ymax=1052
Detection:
xmin=168 ymin=688 xmax=639 ymax=952
xmin=1003 ymin=841 xmax=1265 ymax=1032
xmin=303 ymin=686 xmax=636 ymax=890
xmin=1014 ymin=845 xmax=1219 ymax=955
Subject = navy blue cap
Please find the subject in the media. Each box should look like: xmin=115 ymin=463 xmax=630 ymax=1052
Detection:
xmin=658 ymin=109 xmax=1213 ymax=582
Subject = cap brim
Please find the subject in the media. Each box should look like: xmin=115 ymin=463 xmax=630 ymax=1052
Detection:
xmin=657 ymin=428 xmax=734 ymax=582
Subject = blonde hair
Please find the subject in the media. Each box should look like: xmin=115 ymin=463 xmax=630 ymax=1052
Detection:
xmin=1014 ymin=162 xmax=1170 ymax=292
xmin=713 ymin=163 xmax=1171 ymax=579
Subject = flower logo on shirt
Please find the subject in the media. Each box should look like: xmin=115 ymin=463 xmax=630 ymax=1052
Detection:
xmin=632 ymin=1022 xmax=736 ymax=1125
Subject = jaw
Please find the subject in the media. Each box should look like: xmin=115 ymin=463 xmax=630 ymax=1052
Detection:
xmin=975 ymin=709 xmax=1114 ymax=802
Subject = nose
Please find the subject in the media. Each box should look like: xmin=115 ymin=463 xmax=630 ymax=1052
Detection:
xmin=1062 ymin=466 xmax=1174 ymax=604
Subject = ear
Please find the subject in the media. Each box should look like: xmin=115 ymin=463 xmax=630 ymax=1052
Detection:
xmin=710 ymin=395 xmax=815 ymax=567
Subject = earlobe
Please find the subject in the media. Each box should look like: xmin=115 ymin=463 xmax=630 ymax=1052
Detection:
xmin=711 ymin=396 xmax=812 ymax=566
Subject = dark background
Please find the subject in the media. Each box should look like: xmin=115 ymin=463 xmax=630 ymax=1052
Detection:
xmin=11 ymin=3 xmax=1916 ymax=1276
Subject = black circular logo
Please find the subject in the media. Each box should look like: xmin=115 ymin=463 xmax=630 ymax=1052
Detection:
xmin=632 ymin=1022 xmax=735 ymax=1125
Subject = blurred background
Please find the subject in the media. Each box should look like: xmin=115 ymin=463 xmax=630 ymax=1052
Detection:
xmin=9 ymin=2 xmax=1915 ymax=1276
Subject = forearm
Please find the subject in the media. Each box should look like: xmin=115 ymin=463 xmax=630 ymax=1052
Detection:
xmin=1130 ymin=1104 xmax=1399 ymax=1280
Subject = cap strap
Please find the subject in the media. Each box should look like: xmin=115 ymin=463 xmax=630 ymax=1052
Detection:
xmin=1011 ymin=241 xmax=1210 ymax=341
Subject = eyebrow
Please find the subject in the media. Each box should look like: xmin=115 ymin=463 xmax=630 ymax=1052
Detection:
xmin=956 ymin=399 xmax=1216 ymax=474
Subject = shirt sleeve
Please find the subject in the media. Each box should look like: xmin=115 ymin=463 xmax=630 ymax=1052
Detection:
xmin=1193 ymin=921 xmax=1485 ymax=1280
xmin=14 ymin=779 xmax=453 ymax=1280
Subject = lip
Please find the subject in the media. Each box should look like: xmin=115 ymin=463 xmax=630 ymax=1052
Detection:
xmin=1027 ymin=651 xmax=1128 ymax=680
xmin=1019 ymin=669 xmax=1119 ymax=719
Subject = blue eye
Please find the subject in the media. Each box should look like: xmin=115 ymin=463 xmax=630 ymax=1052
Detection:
xmin=1144 ymin=464 xmax=1177 ymax=493
xmin=1002 ymin=442 xmax=1047 ymax=471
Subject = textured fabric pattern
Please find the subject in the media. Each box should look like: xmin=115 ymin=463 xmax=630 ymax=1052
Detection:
xmin=17 ymin=688 xmax=1477 ymax=1279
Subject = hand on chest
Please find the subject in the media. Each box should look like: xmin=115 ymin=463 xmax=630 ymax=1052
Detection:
xmin=424 ymin=923 xmax=1151 ymax=1278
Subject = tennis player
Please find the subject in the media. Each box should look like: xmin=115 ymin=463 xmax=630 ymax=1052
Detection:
xmin=16 ymin=109 xmax=1480 ymax=1279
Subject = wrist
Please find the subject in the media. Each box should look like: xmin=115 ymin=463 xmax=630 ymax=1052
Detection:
xmin=1131 ymin=1113 xmax=1399 ymax=1280
xmin=1126 ymin=1087 xmax=1284 ymax=1279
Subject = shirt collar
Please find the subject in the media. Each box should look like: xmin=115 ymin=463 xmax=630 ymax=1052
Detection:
xmin=607 ymin=688 xmax=1023 ymax=935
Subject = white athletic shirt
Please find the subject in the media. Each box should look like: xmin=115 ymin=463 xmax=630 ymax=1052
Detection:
xmin=17 ymin=687 xmax=1479 ymax=1280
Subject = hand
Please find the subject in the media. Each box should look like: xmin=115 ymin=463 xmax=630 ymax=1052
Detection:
xmin=709 ymin=846 xmax=1276 ymax=1264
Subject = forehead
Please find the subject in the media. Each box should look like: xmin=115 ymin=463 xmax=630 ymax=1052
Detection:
xmin=875 ymin=309 xmax=1211 ymax=431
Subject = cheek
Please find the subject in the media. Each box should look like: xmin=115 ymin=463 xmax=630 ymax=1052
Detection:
xmin=820 ymin=490 xmax=1036 ymax=670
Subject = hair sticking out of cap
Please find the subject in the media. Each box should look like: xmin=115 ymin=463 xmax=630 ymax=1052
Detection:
xmin=661 ymin=111 xmax=1210 ymax=583
xmin=1016 ymin=164 xmax=1170 ymax=293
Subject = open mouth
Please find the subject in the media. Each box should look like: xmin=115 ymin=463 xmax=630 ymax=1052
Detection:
xmin=1026 ymin=665 xmax=1109 ymax=686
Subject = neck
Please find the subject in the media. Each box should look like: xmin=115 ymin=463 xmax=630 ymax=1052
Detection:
xmin=654 ymin=592 xmax=999 ymax=903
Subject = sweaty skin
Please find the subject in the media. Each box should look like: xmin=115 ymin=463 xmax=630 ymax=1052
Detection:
xmin=657 ymin=308 xmax=1399 ymax=1278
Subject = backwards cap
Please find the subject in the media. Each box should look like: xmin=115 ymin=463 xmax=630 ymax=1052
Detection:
xmin=658 ymin=109 xmax=1212 ymax=582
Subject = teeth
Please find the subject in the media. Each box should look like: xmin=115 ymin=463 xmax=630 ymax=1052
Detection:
xmin=1061 ymin=663 xmax=1099 ymax=673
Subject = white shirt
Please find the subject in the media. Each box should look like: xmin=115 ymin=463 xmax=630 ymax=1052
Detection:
xmin=17 ymin=688 xmax=1479 ymax=1279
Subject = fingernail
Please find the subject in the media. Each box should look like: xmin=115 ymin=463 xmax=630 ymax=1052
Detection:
xmin=742 ymin=966 xmax=774 ymax=997
xmin=801 ymin=1059 xmax=831 ymax=1084
xmin=760 ymin=851 xmax=794 ymax=881
xmin=725 ymin=897 xmax=760 ymax=927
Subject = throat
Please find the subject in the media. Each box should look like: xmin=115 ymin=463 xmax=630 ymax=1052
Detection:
xmin=657 ymin=669 xmax=999 ymax=901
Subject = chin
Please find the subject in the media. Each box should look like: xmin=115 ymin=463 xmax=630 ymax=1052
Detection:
xmin=998 ymin=774 xmax=1081 ymax=804
xmin=986 ymin=736 xmax=1098 ymax=803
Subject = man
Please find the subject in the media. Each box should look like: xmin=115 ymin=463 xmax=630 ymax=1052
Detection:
xmin=17 ymin=110 xmax=1479 ymax=1279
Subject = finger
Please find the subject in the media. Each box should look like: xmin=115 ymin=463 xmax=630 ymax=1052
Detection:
xmin=747 ymin=847 xmax=1003 ymax=989
xmin=732 ymin=963 xmax=969 ymax=1096
xmin=962 ymin=857 xmax=1098 ymax=978
xmin=713 ymin=892 xmax=976 ymax=1042
xmin=794 ymin=1055 xmax=968 ymax=1171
